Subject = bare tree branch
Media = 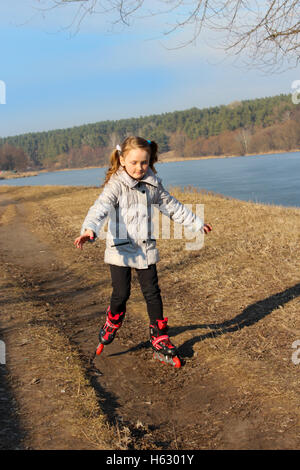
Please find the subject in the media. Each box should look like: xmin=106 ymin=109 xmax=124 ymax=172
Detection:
xmin=31 ymin=0 xmax=300 ymax=71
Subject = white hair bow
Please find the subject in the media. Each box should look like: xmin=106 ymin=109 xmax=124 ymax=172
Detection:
xmin=116 ymin=145 xmax=122 ymax=152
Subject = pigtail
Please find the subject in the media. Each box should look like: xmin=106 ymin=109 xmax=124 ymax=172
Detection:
xmin=148 ymin=140 xmax=158 ymax=174
xmin=101 ymin=149 xmax=121 ymax=188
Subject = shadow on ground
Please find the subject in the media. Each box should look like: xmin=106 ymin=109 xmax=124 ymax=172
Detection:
xmin=174 ymin=282 xmax=300 ymax=358
xmin=0 ymin=364 xmax=26 ymax=449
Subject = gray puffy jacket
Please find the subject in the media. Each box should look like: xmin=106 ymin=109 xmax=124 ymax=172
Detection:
xmin=81 ymin=166 xmax=204 ymax=269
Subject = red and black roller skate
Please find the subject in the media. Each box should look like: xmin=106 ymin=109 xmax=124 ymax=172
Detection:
xmin=96 ymin=306 xmax=125 ymax=357
xmin=149 ymin=317 xmax=182 ymax=368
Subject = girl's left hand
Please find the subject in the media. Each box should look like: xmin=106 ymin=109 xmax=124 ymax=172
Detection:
xmin=202 ymin=223 xmax=212 ymax=234
xmin=74 ymin=229 xmax=95 ymax=249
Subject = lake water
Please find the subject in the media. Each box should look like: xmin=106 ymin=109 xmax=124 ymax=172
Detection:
xmin=1 ymin=151 xmax=300 ymax=208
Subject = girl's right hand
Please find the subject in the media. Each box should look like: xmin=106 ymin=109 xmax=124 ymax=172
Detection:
xmin=74 ymin=229 xmax=95 ymax=250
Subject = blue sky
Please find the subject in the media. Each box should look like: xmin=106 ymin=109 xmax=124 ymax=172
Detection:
xmin=0 ymin=1 xmax=299 ymax=137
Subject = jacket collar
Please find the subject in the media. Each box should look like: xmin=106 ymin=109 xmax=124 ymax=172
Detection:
xmin=116 ymin=166 xmax=160 ymax=188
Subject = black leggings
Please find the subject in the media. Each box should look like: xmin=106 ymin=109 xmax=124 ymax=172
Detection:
xmin=109 ymin=264 xmax=163 ymax=324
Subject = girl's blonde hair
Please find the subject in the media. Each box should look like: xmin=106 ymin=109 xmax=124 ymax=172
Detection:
xmin=102 ymin=136 xmax=158 ymax=187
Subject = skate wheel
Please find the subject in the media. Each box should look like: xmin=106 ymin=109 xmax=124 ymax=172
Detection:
xmin=153 ymin=352 xmax=182 ymax=368
xmin=172 ymin=356 xmax=182 ymax=368
xmin=96 ymin=343 xmax=104 ymax=356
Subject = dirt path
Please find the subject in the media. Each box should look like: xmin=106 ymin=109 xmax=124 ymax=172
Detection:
xmin=0 ymin=197 xmax=216 ymax=449
xmin=0 ymin=190 xmax=299 ymax=450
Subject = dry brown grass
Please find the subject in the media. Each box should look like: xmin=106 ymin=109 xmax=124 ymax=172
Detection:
xmin=0 ymin=171 xmax=38 ymax=180
xmin=0 ymin=264 xmax=118 ymax=449
xmin=1 ymin=184 xmax=300 ymax=449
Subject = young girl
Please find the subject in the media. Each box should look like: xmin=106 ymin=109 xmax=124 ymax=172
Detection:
xmin=74 ymin=136 xmax=212 ymax=363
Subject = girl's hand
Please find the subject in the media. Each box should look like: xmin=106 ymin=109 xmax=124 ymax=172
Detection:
xmin=74 ymin=229 xmax=95 ymax=250
xmin=202 ymin=223 xmax=212 ymax=234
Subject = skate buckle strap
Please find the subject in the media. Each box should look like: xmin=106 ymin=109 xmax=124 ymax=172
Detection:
xmin=157 ymin=318 xmax=168 ymax=330
xmin=109 ymin=312 xmax=124 ymax=322
xmin=104 ymin=318 xmax=120 ymax=330
xmin=152 ymin=334 xmax=169 ymax=347
xmin=107 ymin=306 xmax=125 ymax=323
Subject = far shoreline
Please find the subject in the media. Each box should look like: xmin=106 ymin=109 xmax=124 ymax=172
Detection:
xmin=39 ymin=148 xmax=300 ymax=173
xmin=38 ymin=147 xmax=300 ymax=172
xmin=1 ymin=147 xmax=300 ymax=179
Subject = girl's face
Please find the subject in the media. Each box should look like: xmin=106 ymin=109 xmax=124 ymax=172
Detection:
xmin=120 ymin=148 xmax=150 ymax=180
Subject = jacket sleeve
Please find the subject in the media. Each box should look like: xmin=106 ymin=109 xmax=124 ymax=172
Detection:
xmin=80 ymin=178 xmax=120 ymax=238
xmin=156 ymin=181 xmax=204 ymax=232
